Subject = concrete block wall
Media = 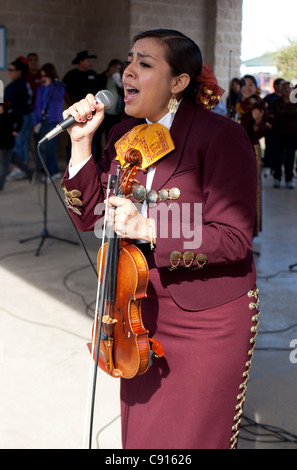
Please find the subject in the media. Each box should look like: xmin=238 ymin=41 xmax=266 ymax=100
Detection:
xmin=214 ymin=0 xmax=243 ymax=92
xmin=0 ymin=0 xmax=243 ymax=102
xmin=129 ymin=0 xmax=243 ymax=97
xmin=129 ymin=0 xmax=213 ymax=56
xmin=0 ymin=0 xmax=130 ymax=85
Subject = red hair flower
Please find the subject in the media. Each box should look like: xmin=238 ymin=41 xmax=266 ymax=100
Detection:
xmin=17 ymin=56 xmax=28 ymax=64
xmin=196 ymin=65 xmax=225 ymax=110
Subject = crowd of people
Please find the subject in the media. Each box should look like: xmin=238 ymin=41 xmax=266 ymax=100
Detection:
xmin=1 ymin=49 xmax=296 ymax=196
xmin=0 ymin=51 xmax=125 ymax=190
xmin=225 ymin=75 xmax=297 ymax=190
xmin=1 ymin=29 xmax=295 ymax=450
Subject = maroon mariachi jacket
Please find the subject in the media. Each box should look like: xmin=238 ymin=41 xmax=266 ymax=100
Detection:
xmin=62 ymin=99 xmax=257 ymax=311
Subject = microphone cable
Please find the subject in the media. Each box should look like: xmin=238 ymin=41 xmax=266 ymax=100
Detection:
xmin=34 ymin=89 xmax=115 ymax=274
xmin=239 ymin=415 xmax=297 ymax=445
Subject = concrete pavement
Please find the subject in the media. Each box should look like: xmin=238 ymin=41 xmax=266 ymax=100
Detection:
xmin=0 ymin=166 xmax=297 ymax=449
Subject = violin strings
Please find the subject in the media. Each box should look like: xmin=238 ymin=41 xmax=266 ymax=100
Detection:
xmin=88 ymin=219 xmax=116 ymax=448
xmin=82 ymin=185 xmax=111 ymax=449
xmin=82 ymin=168 xmax=121 ymax=449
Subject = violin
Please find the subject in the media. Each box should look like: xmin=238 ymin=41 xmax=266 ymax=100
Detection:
xmin=85 ymin=148 xmax=164 ymax=448
xmin=37 ymin=122 xmax=164 ymax=448
xmin=237 ymin=93 xmax=267 ymax=115
xmin=88 ymin=148 xmax=164 ymax=379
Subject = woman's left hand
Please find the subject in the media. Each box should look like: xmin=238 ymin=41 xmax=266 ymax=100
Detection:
xmin=107 ymin=196 xmax=150 ymax=242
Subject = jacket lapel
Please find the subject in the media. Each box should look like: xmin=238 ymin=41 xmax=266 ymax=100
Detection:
xmin=152 ymin=100 xmax=196 ymax=191
xmin=114 ymin=100 xmax=196 ymax=191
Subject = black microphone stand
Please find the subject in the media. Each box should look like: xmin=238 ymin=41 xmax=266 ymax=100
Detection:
xmin=19 ymin=171 xmax=79 ymax=256
xmin=19 ymin=132 xmax=79 ymax=256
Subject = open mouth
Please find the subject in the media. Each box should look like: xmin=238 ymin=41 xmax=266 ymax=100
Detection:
xmin=124 ymin=86 xmax=139 ymax=103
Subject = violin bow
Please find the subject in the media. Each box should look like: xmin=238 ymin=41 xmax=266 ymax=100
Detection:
xmin=36 ymin=140 xmax=119 ymax=448
xmin=83 ymin=169 xmax=121 ymax=449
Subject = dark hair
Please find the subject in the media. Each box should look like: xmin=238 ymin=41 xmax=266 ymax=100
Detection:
xmin=27 ymin=52 xmax=39 ymax=59
xmin=132 ymin=29 xmax=203 ymax=103
xmin=230 ymin=77 xmax=240 ymax=86
xmin=228 ymin=77 xmax=240 ymax=93
xmin=241 ymin=74 xmax=257 ymax=87
xmin=108 ymin=59 xmax=122 ymax=68
xmin=41 ymin=63 xmax=58 ymax=80
xmin=274 ymin=78 xmax=285 ymax=88
xmin=10 ymin=56 xmax=28 ymax=76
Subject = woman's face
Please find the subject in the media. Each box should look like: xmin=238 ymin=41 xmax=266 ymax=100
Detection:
xmin=232 ymin=80 xmax=240 ymax=93
xmin=241 ymin=77 xmax=257 ymax=99
xmin=282 ymin=83 xmax=292 ymax=99
xmin=8 ymin=65 xmax=22 ymax=80
xmin=40 ymin=70 xmax=51 ymax=86
xmin=122 ymin=37 xmax=176 ymax=122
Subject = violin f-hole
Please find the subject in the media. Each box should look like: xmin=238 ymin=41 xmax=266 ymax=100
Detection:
xmin=118 ymin=308 xmax=131 ymax=339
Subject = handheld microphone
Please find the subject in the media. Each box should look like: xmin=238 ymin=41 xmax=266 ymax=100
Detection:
xmin=38 ymin=90 xmax=114 ymax=144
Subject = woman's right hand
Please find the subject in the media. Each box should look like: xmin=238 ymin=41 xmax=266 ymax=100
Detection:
xmin=63 ymin=93 xmax=105 ymax=143
xmin=251 ymin=107 xmax=264 ymax=125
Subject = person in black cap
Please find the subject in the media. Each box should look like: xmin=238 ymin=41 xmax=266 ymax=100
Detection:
xmin=63 ymin=50 xmax=99 ymax=106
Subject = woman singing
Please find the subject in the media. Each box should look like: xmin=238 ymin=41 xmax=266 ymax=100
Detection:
xmin=62 ymin=29 xmax=259 ymax=449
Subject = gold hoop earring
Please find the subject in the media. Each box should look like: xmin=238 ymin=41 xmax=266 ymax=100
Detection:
xmin=168 ymin=95 xmax=178 ymax=114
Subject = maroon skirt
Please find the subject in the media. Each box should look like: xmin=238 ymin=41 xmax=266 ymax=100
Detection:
xmin=120 ymin=252 xmax=259 ymax=449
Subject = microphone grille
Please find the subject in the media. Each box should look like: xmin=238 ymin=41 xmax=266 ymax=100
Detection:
xmin=95 ymin=90 xmax=114 ymax=109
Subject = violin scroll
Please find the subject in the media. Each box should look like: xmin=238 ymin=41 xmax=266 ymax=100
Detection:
xmin=124 ymin=148 xmax=142 ymax=166
xmin=119 ymin=148 xmax=144 ymax=197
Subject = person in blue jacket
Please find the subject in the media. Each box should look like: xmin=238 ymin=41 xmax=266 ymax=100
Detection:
xmin=34 ymin=63 xmax=65 ymax=180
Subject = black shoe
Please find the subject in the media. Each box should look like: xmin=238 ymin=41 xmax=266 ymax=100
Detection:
xmin=28 ymin=169 xmax=34 ymax=183
xmin=273 ymin=179 xmax=280 ymax=188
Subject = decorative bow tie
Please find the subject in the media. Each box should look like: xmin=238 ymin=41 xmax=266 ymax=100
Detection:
xmin=114 ymin=123 xmax=175 ymax=170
